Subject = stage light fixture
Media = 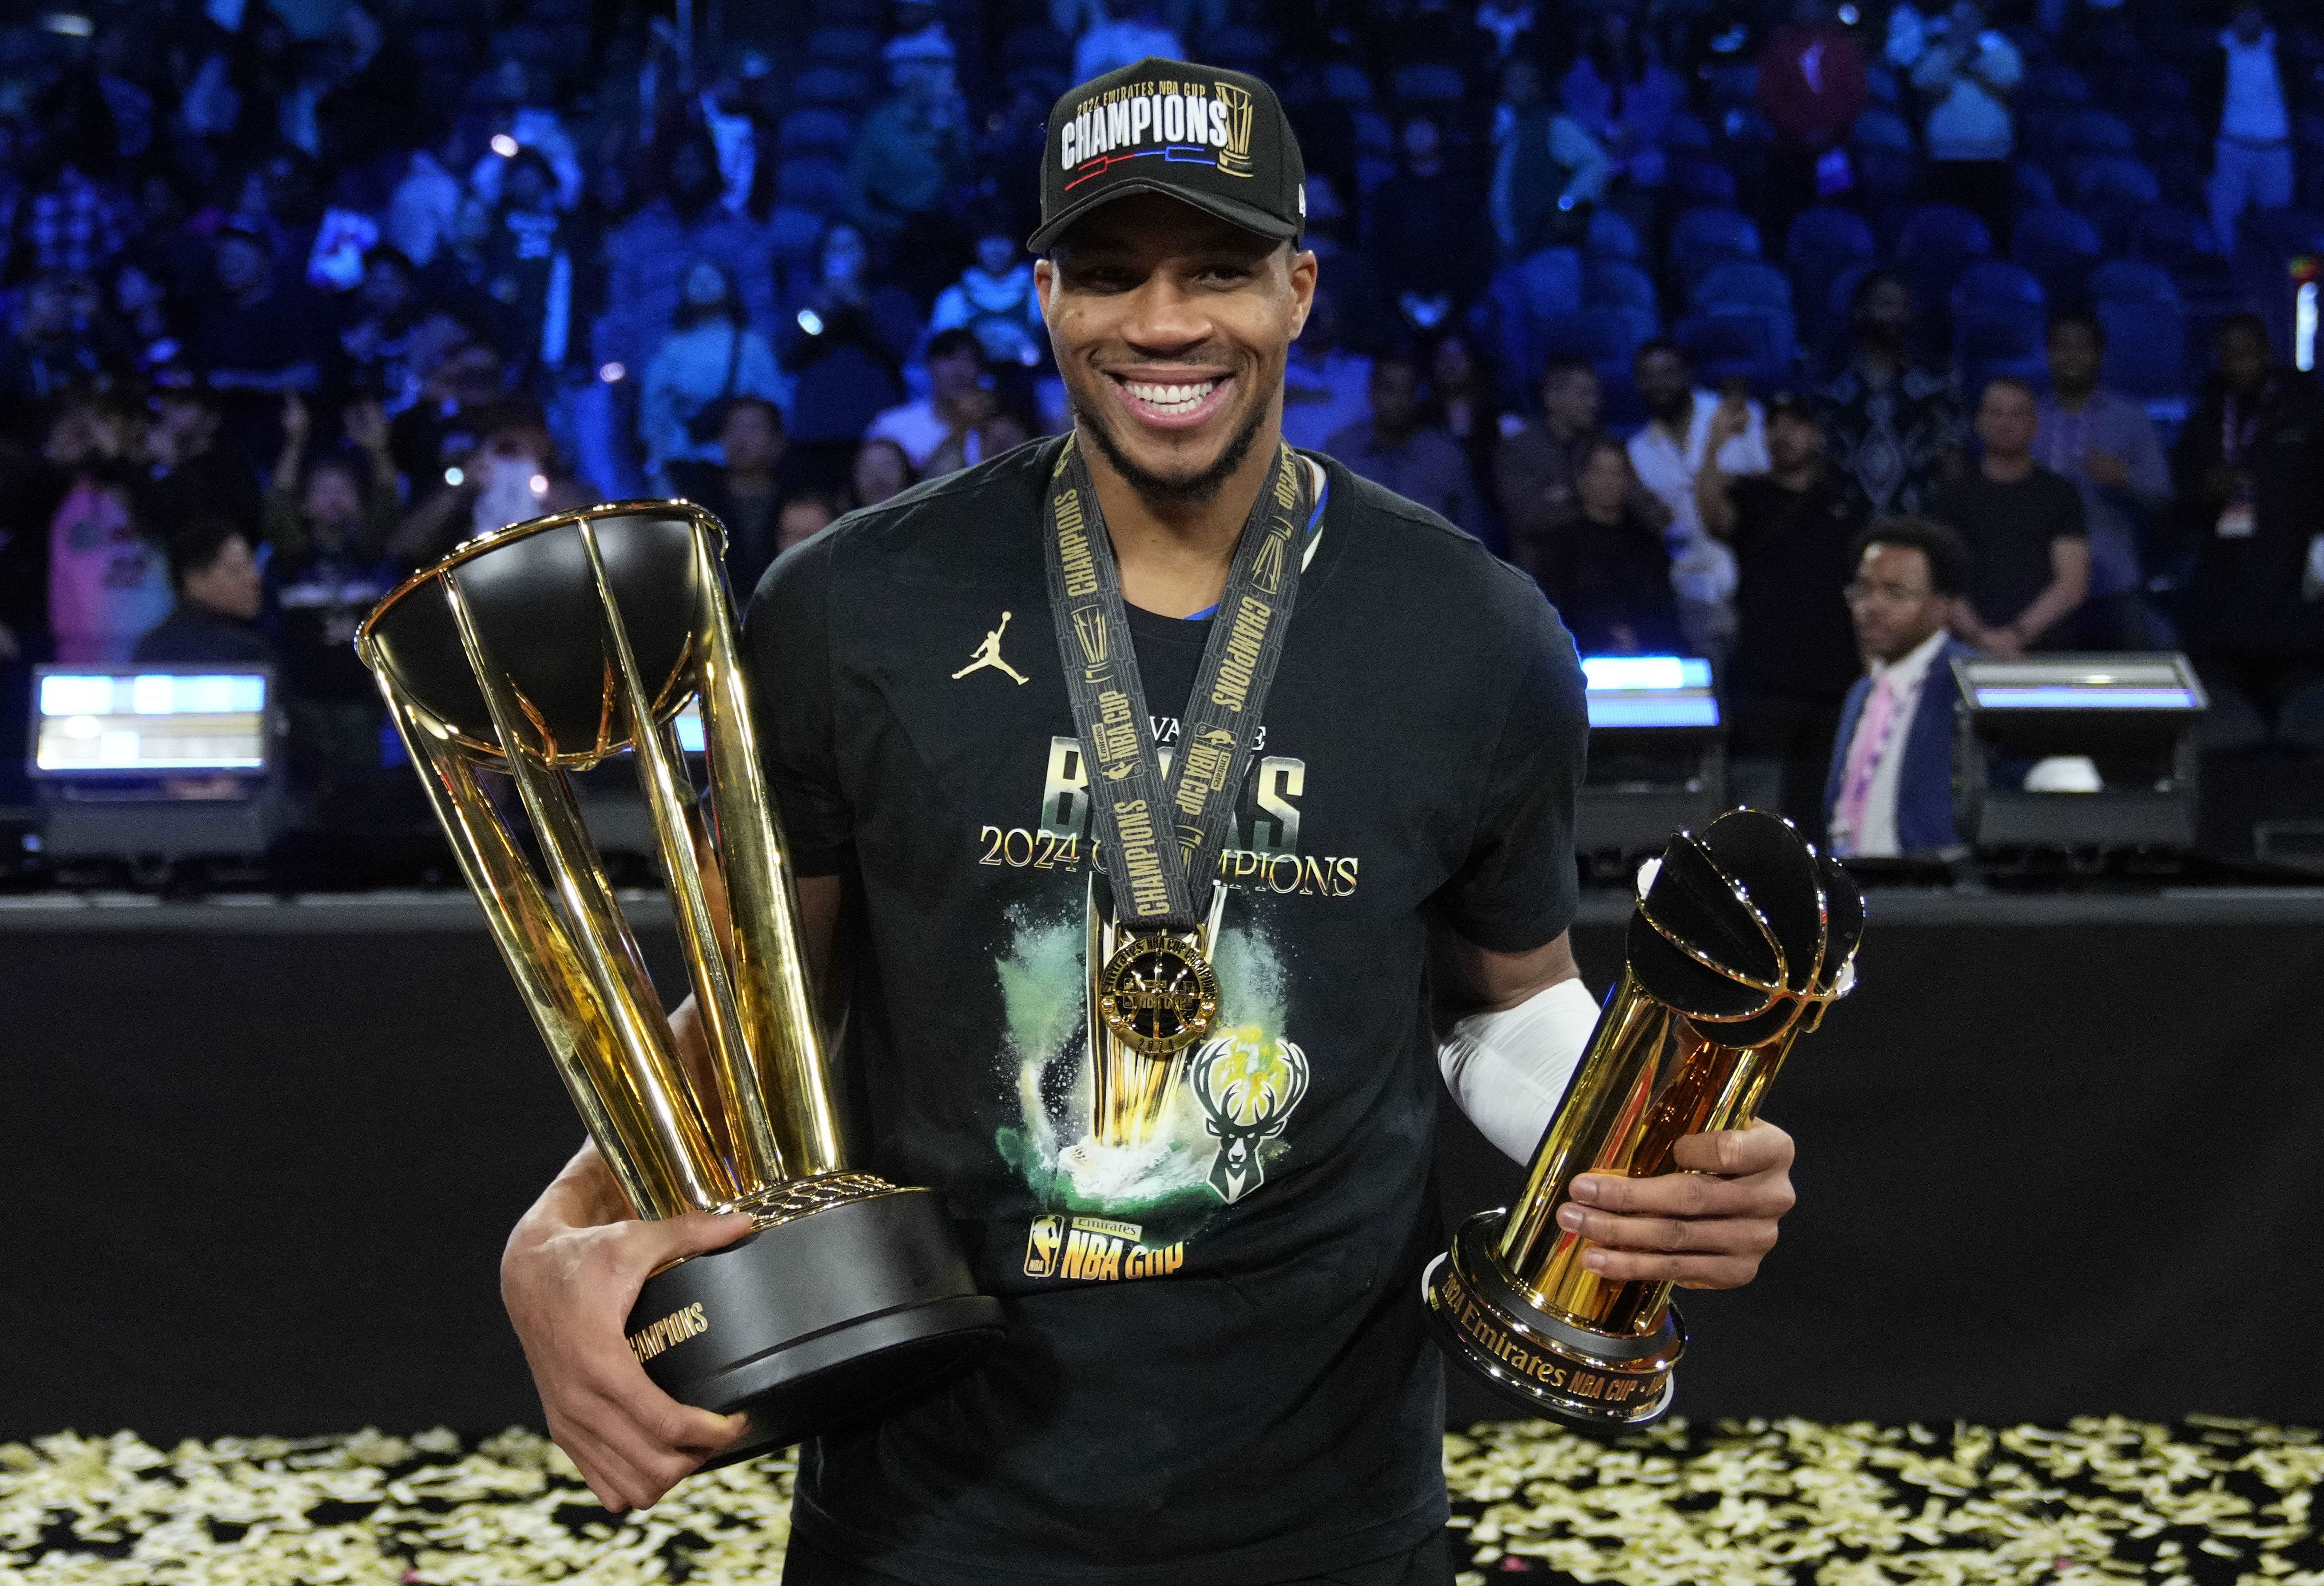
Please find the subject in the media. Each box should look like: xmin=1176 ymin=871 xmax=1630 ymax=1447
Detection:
xmin=28 ymin=665 xmax=289 ymax=861
xmin=1574 ymin=655 xmax=1725 ymax=859
xmin=1950 ymin=654 xmax=2207 ymax=852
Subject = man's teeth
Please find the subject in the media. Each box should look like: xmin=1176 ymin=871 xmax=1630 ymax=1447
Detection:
xmin=1123 ymin=378 xmax=1219 ymax=411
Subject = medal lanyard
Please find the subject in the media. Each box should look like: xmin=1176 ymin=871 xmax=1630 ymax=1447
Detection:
xmin=1043 ymin=434 xmax=1312 ymax=933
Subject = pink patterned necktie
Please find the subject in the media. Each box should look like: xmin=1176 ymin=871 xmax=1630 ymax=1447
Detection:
xmin=1832 ymin=672 xmax=1898 ymax=854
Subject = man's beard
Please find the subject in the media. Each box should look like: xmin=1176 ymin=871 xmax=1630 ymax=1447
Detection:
xmin=1074 ymin=382 xmax=1268 ymax=509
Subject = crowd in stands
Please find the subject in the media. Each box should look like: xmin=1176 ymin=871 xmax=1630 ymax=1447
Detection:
xmin=0 ymin=0 xmax=2320 ymax=860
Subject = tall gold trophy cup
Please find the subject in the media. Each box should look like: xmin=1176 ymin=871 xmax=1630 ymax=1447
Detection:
xmin=1423 ymin=810 xmax=1862 ymax=1425
xmin=358 ymin=502 xmax=1003 ymax=1464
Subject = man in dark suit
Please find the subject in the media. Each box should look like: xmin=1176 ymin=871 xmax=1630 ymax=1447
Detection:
xmin=1824 ymin=517 xmax=1974 ymax=858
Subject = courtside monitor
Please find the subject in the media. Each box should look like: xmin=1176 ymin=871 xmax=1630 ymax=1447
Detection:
xmin=1949 ymin=654 xmax=2207 ymax=851
xmin=1576 ymin=655 xmax=1724 ymax=859
xmin=29 ymin=665 xmax=274 ymax=780
xmin=1582 ymin=655 xmax=1720 ymax=730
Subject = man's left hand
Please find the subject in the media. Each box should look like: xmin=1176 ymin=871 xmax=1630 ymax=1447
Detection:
xmin=1555 ymin=1121 xmax=1796 ymax=1290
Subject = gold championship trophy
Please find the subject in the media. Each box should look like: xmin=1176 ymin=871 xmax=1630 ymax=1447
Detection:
xmin=358 ymin=502 xmax=1004 ymax=1464
xmin=1423 ymin=810 xmax=1863 ymax=1425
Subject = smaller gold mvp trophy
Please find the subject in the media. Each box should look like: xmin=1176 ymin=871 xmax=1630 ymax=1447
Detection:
xmin=1422 ymin=809 xmax=1863 ymax=1425
xmin=358 ymin=502 xmax=1003 ymax=1464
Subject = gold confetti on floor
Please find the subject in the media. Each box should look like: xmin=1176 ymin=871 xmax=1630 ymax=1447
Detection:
xmin=2 ymin=1417 xmax=2316 ymax=1584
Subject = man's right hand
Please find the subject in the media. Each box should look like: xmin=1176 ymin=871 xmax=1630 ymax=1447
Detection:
xmin=501 ymin=1145 xmax=753 ymax=1511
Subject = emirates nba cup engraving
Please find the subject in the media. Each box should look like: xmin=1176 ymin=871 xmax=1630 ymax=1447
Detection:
xmin=1422 ymin=810 xmax=1863 ymax=1427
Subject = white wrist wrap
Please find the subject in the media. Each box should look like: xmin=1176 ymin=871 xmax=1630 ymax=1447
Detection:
xmin=1437 ymin=976 xmax=1602 ymax=1165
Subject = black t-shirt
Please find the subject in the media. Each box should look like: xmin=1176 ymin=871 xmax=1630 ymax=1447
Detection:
xmin=743 ymin=436 xmax=1587 ymax=1585
xmin=1725 ymin=473 xmax=1867 ymax=703
xmin=1929 ymin=466 xmax=2087 ymax=632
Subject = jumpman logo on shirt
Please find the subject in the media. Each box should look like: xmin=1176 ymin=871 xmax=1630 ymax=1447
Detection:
xmin=952 ymin=611 xmax=1031 ymax=685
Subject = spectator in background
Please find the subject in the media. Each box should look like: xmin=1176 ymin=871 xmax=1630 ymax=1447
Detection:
xmin=263 ymin=399 xmax=398 ymax=795
xmin=2172 ymin=314 xmax=2324 ymax=738
xmin=2036 ymin=311 xmax=2170 ymax=649
xmin=44 ymin=391 xmax=169 ymax=664
xmin=1626 ymin=340 xmax=1766 ymax=660
xmin=851 ymin=436 xmax=915 ymax=511
xmin=132 ymin=517 xmax=273 ymax=666
xmin=1488 ymin=61 xmax=1611 ymax=261
xmin=930 ymin=224 xmax=1045 ymax=369
xmin=867 ymin=329 xmax=999 ymax=475
xmin=1278 ymin=287 xmax=1372 ymax=454
xmin=849 ymin=33 xmax=971 ymax=294
xmin=389 ymin=399 xmax=597 ymax=568
xmin=1327 ymin=354 xmax=1483 ymax=537
xmin=481 ymin=147 xmax=574 ymax=378
xmin=1558 ymin=12 xmax=1681 ymax=205
xmin=1757 ymin=0 xmax=1871 ymax=227
xmin=1422 ymin=330 xmax=1502 ymax=550
xmin=1818 ymin=270 xmax=1964 ymax=517
xmin=1907 ymin=1 xmax=2022 ymax=244
xmin=640 ymin=262 xmax=783 ymax=485
xmin=2198 ymin=3 xmax=2294 ymax=256
xmin=1534 ymin=435 xmax=1683 ymax=656
xmin=0 ymin=275 xmax=107 ymax=409
xmin=1930 ymin=377 xmax=2089 ymax=655
xmin=385 ymin=124 xmax=469 ymax=270
xmin=20 ymin=121 xmax=134 ymax=281
xmin=387 ymin=337 xmax=507 ymax=493
xmin=1825 ymin=517 xmax=1974 ymax=859
xmin=775 ymin=486 xmax=845 ymax=556
xmin=1699 ymin=392 xmax=1870 ymax=829
xmin=197 ymin=223 xmax=326 ymax=399
xmin=140 ymin=383 xmax=263 ymax=542
xmin=598 ymin=130 xmax=769 ymax=390
xmin=668 ymin=397 xmax=789 ymax=596
xmin=334 ymin=246 xmax=434 ymax=413
xmin=781 ymin=221 xmax=919 ymax=455
xmin=1367 ymin=115 xmax=1497 ymax=327
xmin=1497 ymin=358 xmax=1672 ymax=583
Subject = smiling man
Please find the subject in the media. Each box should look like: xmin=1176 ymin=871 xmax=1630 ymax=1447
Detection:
xmin=497 ymin=58 xmax=1801 ymax=1586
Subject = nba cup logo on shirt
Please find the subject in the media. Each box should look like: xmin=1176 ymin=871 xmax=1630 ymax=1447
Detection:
xmin=1058 ymin=76 xmax=1241 ymax=189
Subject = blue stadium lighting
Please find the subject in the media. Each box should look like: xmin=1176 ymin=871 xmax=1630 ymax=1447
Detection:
xmin=32 ymin=670 xmax=270 ymax=774
xmin=1589 ymin=697 xmax=1723 ymax=728
xmin=1972 ymin=687 xmax=2201 ymax=710
xmin=1580 ymin=656 xmax=1720 ymax=728
xmin=40 ymin=673 xmax=267 ymax=718
xmin=1581 ymin=656 xmax=1714 ymax=692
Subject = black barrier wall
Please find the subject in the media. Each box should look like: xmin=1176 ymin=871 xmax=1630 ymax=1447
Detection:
xmin=4 ymin=895 xmax=2322 ymax=1440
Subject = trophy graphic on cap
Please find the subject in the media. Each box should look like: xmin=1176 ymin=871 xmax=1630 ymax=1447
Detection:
xmin=358 ymin=501 xmax=1004 ymax=1464
xmin=1423 ymin=809 xmax=1863 ymax=1425
xmin=1212 ymin=80 xmax=1256 ymax=177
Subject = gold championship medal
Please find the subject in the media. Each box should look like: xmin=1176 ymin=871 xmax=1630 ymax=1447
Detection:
xmin=1096 ymin=930 xmax=1220 ymax=1056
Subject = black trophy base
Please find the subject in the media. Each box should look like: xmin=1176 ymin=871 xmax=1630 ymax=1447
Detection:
xmin=625 ymin=1182 xmax=1005 ymax=1467
xmin=1422 ymin=1210 xmax=1685 ymax=1428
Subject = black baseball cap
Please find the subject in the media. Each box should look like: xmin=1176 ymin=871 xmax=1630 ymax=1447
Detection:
xmin=1029 ymin=58 xmax=1306 ymax=253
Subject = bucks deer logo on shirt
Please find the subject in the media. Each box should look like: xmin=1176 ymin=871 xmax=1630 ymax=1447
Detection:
xmin=1189 ymin=1032 xmax=1309 ymax=1204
